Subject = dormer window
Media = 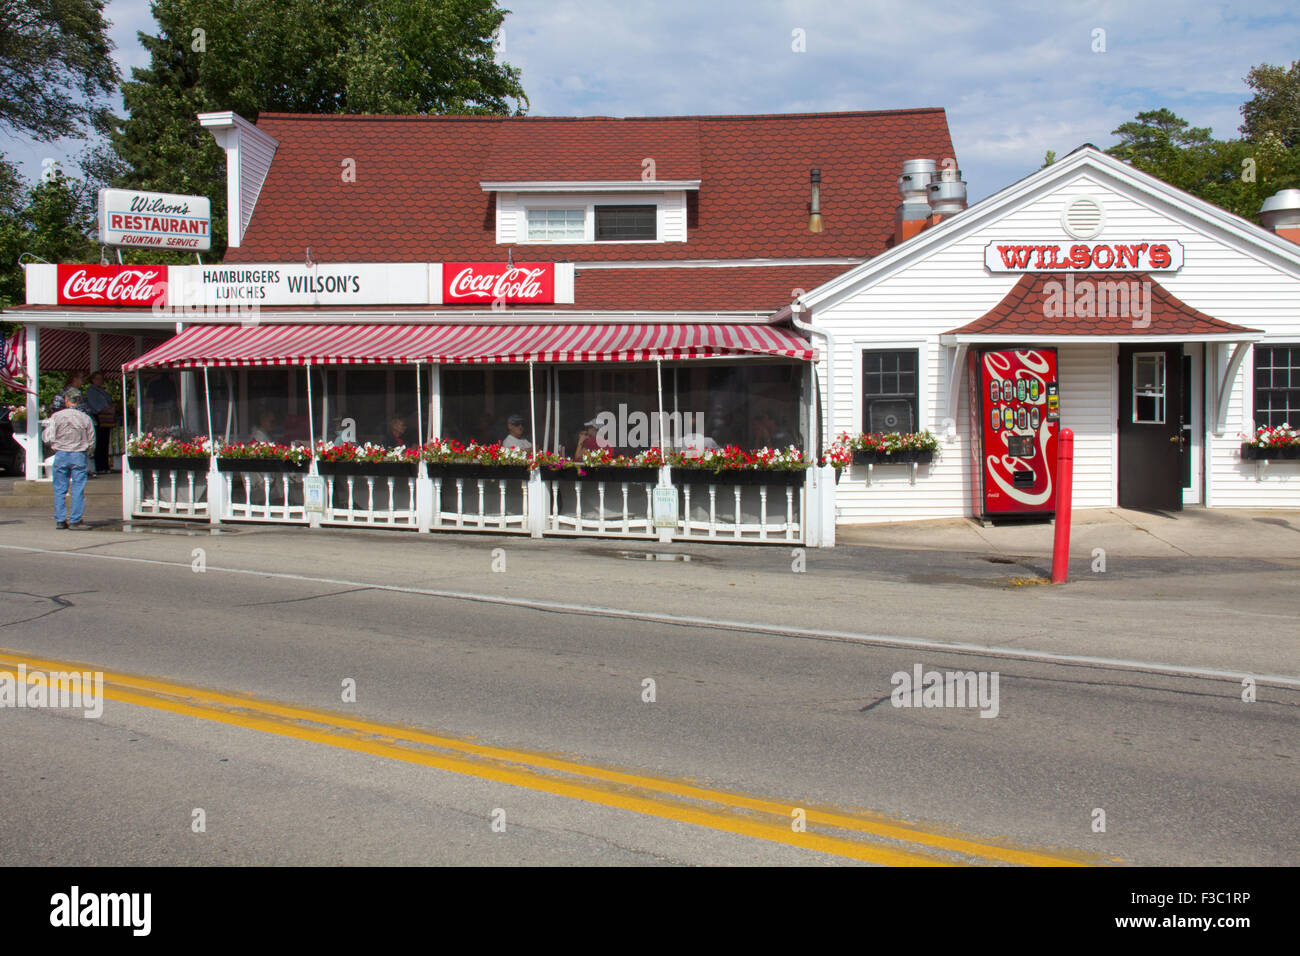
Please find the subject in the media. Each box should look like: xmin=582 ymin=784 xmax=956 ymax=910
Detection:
xmin=595 ymin=205 xmax=657 ymax=241
xmin=495 ymin=190 xmax=690 ymax=245
xmin=526 ymin=208 xmax=585 ymax=241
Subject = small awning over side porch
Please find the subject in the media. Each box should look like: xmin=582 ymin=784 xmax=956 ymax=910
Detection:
xmin=938 ymin=271 xmax=1262 ymax=344
xmin=123 ymin=322 xmax=816 ymax=370
xmin=937 ymin=272 xmax=1262 ymax=436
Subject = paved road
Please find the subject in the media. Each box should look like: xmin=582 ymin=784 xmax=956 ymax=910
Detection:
xmin=1 ymin=523 xmax=1295 ymax=865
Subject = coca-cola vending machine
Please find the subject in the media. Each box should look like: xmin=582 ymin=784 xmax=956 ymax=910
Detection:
xmin=967 ymin=348 xmax=1060 ymax=519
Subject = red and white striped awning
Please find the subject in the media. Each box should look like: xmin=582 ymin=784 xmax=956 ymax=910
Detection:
xmin=123 ymin=323 xmax=816 ymax=370
xmin=34 ymin=329 xmax=166 ymax=373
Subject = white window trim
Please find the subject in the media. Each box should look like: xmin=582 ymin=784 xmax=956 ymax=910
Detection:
xmin=516 ymin=196 xmax=668 ymax=245
xmin=848 ymin=337 xmax=931 ymax=437
xmin=524 ymin=206 xmax=586 ymax=242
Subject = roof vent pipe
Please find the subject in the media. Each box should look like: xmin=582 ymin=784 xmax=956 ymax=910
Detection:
xmin=808 ymin=169 xmax=824 ymax=233
xmin=928 ymin=166 xmax=967 ymax=216
xmin=1260 ymin=188 xmax=1300 ymax=244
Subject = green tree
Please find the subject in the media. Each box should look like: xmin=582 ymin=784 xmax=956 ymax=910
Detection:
xmin=1104 ymin=99 xmax=1300 ymax=221
xmin=109 ymin=0 xmax=527 ymax=262
xmin=1240 ymin=59 xmax=1300 ymax=149
xmin=1107 ymin=108 xmax=1213 ymax=165
xmin=0 ymin=168 xmax=99 ymax=308
xmin=0 ymin=0 xmax=117 ymax=140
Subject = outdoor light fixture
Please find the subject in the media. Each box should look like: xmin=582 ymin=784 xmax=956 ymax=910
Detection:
xmin=808 ymin=169 xmax=824 ymax=233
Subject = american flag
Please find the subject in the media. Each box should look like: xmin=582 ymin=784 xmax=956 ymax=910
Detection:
xmin=1 ymin=327 xmax=28 ymax=392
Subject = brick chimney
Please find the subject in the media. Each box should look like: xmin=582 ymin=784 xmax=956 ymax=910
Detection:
xmin=1260 ymin=189 xmax=1300 ymax=245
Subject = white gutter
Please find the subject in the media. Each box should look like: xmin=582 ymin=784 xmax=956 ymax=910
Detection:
xmin=787 ymin=301 xmax=834 ymax=453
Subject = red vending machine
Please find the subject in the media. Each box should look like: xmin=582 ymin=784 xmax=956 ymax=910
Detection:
xmin=967 ymin=348 xmax=1060 ymax=519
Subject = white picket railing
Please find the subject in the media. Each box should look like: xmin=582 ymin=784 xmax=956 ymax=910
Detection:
xmin=674 ymin=478 xmax=805 ymax=543
xmin=130 ymin=465 xmax=209 ymax=519
xmin=122 ymin=459 xmax=827 ymax=545
xmin=222 ymin=468 xmax=309 ymax=523
xmin=544 ymin=477 xmax=658 ymax=538
xmin=322 ymin=473 xmax=419 ymax=528
xmin=431 ymin=474 xmax=531 ymax=533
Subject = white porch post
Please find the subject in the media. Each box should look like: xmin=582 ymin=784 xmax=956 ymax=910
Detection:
xmin=24 ymin=325 xmax=40 ymax=480
xmin=202 ymin=366 xmax=221 ymax=528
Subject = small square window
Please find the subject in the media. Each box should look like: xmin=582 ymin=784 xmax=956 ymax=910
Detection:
xmin=1254 ymin=344 xmax=1300 ymax=427
xmin=862 ymin=349 xmax=918 ymax=433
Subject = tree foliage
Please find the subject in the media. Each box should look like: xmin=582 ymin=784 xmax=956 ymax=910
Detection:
xmin=0 ymin=0 xmax=117 ymax=141
xmin=1104 ymin=71 xmax=1300 ymax=221
xmin=108 ymin=0 xmax=527 ymax=261
xmin=1240 ymin=59 xmax=1300 ymax=149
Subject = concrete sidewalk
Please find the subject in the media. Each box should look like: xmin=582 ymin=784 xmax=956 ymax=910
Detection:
xmin=836 ymin=507 xmax=1300 ymax=561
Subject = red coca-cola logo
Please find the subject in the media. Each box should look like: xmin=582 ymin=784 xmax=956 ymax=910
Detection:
xmin=57 ymin=265 xmax=166 ymax=306
xmin=443 ymin=263 xmax=554 ymax=303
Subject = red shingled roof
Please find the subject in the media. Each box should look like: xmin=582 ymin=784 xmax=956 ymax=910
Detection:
xmin=945 ymin=272 xmax=1260 ymax=336
xmin=229 ymin=109 xmax=955 ymax=265
xmin=480 ymin=118 xmax=703 ymax=182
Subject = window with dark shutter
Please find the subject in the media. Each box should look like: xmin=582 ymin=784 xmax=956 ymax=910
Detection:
xmin=1254 ymin=344 xmax=1300 ymax=427
xmin=594 ymin=205 xmax=656 ymax=241
xmin=862 ymin=349 xmax=918 ymax=433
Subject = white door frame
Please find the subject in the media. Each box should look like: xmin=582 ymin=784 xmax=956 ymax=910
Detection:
xmin=1183 ymin=344 xmax=1203 ymax=505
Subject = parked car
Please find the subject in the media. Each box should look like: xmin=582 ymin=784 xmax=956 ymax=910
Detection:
xmin=1 ymin=408 xmax=25 ymax=475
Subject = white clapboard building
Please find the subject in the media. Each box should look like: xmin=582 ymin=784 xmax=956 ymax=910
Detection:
xmin=791 ymin=146 xmax=1300 ymax=523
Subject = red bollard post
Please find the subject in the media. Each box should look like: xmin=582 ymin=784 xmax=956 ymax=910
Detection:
xmin=1051 ymin=428 xmax=1075 ymax=584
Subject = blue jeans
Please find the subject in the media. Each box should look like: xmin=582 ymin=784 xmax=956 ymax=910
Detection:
xmin=52 ymin=450 xmax=87 ymax=523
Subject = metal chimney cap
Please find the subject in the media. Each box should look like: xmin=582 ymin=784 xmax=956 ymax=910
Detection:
xmin=810 ymin=168 xmax=821 ymax=182
xmin=1260 ymin=188 xmax=1300 ymax=215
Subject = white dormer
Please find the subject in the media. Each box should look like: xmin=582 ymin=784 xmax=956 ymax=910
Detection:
xmin=483 ymin=181 xmax=698 ymax=245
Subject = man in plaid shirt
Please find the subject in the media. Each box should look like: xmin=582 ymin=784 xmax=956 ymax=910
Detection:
xmin=42 ymin=394 xmax=96 ymax=530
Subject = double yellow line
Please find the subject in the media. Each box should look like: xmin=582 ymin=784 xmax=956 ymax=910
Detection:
xmin=0 ymin=648 xmax=1110 ymax=866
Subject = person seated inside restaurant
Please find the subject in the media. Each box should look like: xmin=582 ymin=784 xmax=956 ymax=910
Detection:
xmin=750 ymin=411 xmax=795 ymax=449
xmin=677 ymin=431 xmax=722 ymax=457
xmin=501 ymin=414 xmax=532 ymax=452
xmin=576 ymin=418 xmax=609 ymax=454
xmin=388 ymin=415 xmax=409 ymax=447
xmin=250 ymin=409 xmax=279 ymax=443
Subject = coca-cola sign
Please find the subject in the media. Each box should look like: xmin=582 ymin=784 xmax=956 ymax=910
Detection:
xmin=442 ymin=263 xmax=555 ymax=304
xmin=57 ymin=265 xmax=167 ymax=307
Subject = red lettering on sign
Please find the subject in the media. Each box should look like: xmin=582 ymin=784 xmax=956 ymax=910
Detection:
xmin=996 ymin=246 xmax=1034 ymax=269
xmin=442 ymin=263 xmax=555 ymax=304
xmin=1149 ymin=244 xmax=1171 ymax=269
xmin=56 ymin=265 xmax=166 ymax=306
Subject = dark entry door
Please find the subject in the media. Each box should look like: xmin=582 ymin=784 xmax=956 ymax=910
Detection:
xmin=1118 ymin=345 xmax=1184 ymax=511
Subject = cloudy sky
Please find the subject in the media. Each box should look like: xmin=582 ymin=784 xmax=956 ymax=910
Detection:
xmin=6 ymin=0 xmax=1298 ymax=202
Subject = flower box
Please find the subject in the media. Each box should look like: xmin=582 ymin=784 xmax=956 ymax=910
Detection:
xmin=316 ymin=460 xmax=419 ymax=477
xmin=852 ymin=449 xmax=934 ymax=465
xmin=217 ymin=458 xmax=311 ymax=473
xmin=1241 ymin=443 xmax=1300 ymax=461
xmin=670 ymin=468 xmax=808 ymax=486
xmin=540 ymin=466 xmax=661 ymax=484
xmin=425 ymin=463 xmax=531 ymax=481
xmin=127 ymin=456 xmax=210 ymax=472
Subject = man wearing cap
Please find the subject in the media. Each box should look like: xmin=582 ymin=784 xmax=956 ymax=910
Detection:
xmin=578 ymin=418 xmax=608 ymax=453
xmin=42 ymin=393 xmax=96 ymax=530
xmin=501 ymin=414 xmax=532 ymax=452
